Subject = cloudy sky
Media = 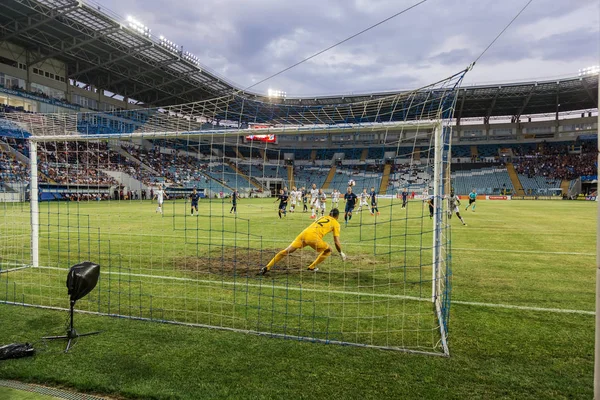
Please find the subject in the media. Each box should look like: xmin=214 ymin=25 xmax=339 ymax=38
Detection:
xmin=95 ymin=0 xmax=599 ymax=96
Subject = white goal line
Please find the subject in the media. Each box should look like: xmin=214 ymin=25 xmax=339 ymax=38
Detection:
xmin=15 ymin=265 xmax=595 ymax=316
xmin=0 ymin=301 xmax=448 ymax=357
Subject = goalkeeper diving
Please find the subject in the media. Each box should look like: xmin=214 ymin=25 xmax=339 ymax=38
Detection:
xmin=259 ymin=208 xmax=347 ymax=275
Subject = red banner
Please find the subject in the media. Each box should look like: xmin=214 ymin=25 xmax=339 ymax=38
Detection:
xmin=245 ymin=134 xmax=276 ymax=143
xmin=488 ymin=196 xmax=508 ymax=200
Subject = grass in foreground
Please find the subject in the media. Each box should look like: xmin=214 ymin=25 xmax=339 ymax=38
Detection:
xmin=0 ymin=301 xmax=592 ymax=399
xmin=0 ymin=199 xmax=596 ymax=399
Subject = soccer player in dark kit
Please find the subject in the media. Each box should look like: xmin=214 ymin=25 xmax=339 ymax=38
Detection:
xmin=343 ymin=186 xmax=358 ymax=226
xmin=370 ymin=187 xmax=379 ymax=216
xmin=302 ymin=187 xmax=308 ymax=212
xmin=230 ymin=190 xmax=239 ymax=214
xmin=189 ymin=188 xmax=199 ymax=216
xmin=274 ymin=189 xmax=288 ymax=218
xmin=426 ymin=194 xmax=434 ymax=219
xmin=401 ymin=187 xmax=409 ymax=209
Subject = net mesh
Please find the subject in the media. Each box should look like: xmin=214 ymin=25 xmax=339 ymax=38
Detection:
xmin=0 ymin=71 xmax=463 ymax=355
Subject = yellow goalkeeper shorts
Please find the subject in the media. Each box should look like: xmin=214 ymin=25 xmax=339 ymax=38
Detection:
xmin=290 ymin=233 xmax=329 ymax=252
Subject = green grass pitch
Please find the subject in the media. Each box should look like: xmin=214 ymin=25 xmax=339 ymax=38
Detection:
xmin=0 ymin=198 xmax=595 ymax=399
xmin=2 ymin=197 xmax=450 ymax=353
xmin=0 ymin=387 xmax=59 ymax=400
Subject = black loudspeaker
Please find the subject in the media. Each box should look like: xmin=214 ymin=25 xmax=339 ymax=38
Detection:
xmin=67 ymin=261 xmax=100 ymax=302
xmin=43 ymin=262 xmax=101 ymax=352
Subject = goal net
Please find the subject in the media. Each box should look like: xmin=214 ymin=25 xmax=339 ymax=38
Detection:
xmin=0 ymin=71 xmax=463 ymax=355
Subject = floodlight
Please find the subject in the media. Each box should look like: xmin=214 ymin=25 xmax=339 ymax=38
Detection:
xmin=126 ymin=17 xmax=151 ymax=37
xmin=267 ymin=89 xmax=286 ymax=99
xmin=579 ymin=66 xmax=600 ymax=76
xmin=42 ymin=261 xmax=101 ymax=353
xmin=159 ymin=36 xmax=181 ymax=54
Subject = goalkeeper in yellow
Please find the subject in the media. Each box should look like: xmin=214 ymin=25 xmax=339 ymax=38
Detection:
xmin=259 ymin=208 xmax=346 ymax=275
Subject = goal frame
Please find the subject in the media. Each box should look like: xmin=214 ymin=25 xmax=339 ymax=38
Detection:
xmin=25 ymin=120 xmax=452 ymax=356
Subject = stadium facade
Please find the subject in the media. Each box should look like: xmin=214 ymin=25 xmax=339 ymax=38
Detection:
xmin=0 ymin=0 xmax=598 ymax=200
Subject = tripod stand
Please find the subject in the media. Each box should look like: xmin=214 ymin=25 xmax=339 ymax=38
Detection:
xmin=43 ymin=299 xmax=100 ymax=353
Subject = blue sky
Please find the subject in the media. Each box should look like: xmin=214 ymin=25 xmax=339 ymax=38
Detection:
xmin=96 ymin=0 xmax=599 ymax=96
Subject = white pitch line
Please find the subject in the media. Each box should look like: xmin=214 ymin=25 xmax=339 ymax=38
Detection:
xmin=461 ymin=228 xmax=593 ymax=236
xmin=452 ymin=247 xmax=594 ymax=256
xmin=451 ymin=300 xmax=595 ymax=316
xmin=33 ymin=265 xmax=424 ymax=301
xmin=0 ymin=265 xmax=31 ymax=274
xmin=23 ymin=265 xmax=595 ymax=316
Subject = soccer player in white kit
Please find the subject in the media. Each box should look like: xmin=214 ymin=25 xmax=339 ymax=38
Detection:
xmin=332 ymin=189 xmax=340 ymax=208
xmin=318 ymin=189 xmax=327 ymax=217
xmin=357 ymin=188 xmax=369 ymax=211
xmin=447 ymin=190 xmax=467 ymax=226
xmin=309 ymin=183 xmax=319 ymax=219
xmin=289 ymin=186 xmax=298 ymax=213
xmin=154 ymin=184 xmax=167 ymax=214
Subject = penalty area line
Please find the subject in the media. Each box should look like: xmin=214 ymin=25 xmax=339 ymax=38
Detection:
xmin=29 ymin=265 xmax=596 ymax=316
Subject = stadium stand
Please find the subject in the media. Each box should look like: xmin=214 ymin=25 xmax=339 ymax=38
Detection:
xmin=517 ymin=174 xmax=561 ymax=195
xmin=293 ymin=166 xmax=329 ymax=189
xmin=451 ymin=166 xmax=514 ymax=195
xmin=204 ymin=163 xmax=252 ymax=190
xmin=37 ymin=142 xmax=119 ymax=186
xmin=452 ymin=145 xmax=471 ymax=158
xmin=389 ymin=164 xmax=432 ymax=193
xmin=0 ymin=148 xmax=28 ymax=184
xmin=328 ymin=166 xmax=382 ymax=192
xmin=0 ymin=107 xmax=596 ymax=199
xmin=513 ymin=153 xmax=595 ymax=181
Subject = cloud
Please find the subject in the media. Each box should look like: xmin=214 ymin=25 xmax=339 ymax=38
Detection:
xmin=516 ymin=1 xmax=599 ymax=41
xmin=536 ymin=28 xmax=600 ymax=62
xmin=97 ymin=0 xmax=600 ymax=96
xmin=429 ymin=49 xmax=475 ymax=66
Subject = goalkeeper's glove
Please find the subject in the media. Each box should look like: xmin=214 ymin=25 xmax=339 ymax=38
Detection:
xmin=340 ymin=252 xmax=347 ymax=261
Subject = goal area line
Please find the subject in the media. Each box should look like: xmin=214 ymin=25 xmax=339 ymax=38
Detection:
xmin=3 ymin=265 xmax=594 ymax=316
xmin=0 ymin=300 xmax=448 ymax=357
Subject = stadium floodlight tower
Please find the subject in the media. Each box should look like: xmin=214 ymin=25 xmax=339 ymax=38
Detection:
xmin=1 ymin=68 xmax=467 ymax=357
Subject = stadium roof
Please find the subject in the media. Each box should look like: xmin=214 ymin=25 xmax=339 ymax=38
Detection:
xmin=0 ymin=0 xmax=598 ymax=119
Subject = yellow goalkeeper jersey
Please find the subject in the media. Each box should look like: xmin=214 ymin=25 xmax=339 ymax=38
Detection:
xmin=300 ymin=216 xmax=341 ymax=239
